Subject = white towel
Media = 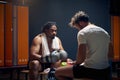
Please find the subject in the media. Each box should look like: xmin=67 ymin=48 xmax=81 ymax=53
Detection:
xmin=41 ymin=33 xmax=60 ymax=57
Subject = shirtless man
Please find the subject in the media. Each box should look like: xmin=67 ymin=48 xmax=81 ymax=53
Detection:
xmin=29 ymin=22 xmax=65 ymax=80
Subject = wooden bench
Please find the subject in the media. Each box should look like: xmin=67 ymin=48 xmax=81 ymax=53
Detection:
xmin=21 ymin=69 xmax=48 ymax=80
xmin=21 ymin=69 xmax=112 ymax=80
xmin=21 ymin=69 xmax=94 ymax=80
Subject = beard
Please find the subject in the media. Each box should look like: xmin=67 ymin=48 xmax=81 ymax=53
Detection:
xmin=51 ymin=36 xmax=55 ymax=39
xmin=47 ymin=35 xmax=55 ymax=39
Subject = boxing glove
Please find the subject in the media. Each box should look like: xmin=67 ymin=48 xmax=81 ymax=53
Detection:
xmin=40 ymin=50 xmax=60 ymax=63
xmin=59 ymin=50 xmax=68 ymax=61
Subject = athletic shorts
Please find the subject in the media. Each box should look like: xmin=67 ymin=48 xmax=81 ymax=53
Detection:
xmin=73 ymin=64 xmax=111 ymax=80
xmin=41 ymin=63 xmax=52 ymax=71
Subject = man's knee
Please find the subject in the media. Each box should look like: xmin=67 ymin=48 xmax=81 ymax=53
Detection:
xmin=29 ymin=60 xmax=41 ymax=70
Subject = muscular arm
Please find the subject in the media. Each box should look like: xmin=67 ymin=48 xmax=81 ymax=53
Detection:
xmin=29 ymin=35 xmax=42 ymax=60
xmin=75 ymin=44 xmax=86 ymax=64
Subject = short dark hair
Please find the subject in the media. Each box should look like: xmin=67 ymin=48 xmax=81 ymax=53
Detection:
xmin=69 ymin=11 xmax=89 ymax=27
xmin=41 ymin=21 xmax=57 ymax=32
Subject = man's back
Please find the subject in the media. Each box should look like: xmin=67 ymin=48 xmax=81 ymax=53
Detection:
xmin=78 ymin=24 xmax=110 ymax=69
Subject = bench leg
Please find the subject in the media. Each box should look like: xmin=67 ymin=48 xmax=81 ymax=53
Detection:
xmin=40 ymin=74 xmax=48 ymax=80
xmin=10 ymin=71 xmax=13 ymax=80
xmin=25 ymin=73 xmax=28 ymax=80
xmin=40 ymin=74 xmax=43 ymax=80
xmin=17 ymin=70 xmax=20 ymax=80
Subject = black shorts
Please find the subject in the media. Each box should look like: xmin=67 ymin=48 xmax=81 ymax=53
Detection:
xmin=41 ymin=63 xmax=52 ymax=71
xmin=73 ymin=64 xmax=111 ymax=80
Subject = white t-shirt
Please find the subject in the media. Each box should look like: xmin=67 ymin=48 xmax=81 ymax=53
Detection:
xmin=77 ymin=24 xmax=110 ymax=69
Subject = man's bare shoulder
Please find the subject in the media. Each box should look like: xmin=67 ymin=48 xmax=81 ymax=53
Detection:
xmin=32 ymin=34 xmax=42 ymax=44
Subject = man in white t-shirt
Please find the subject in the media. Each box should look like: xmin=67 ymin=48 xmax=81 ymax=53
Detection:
xmin=55 ymin=11 xmax=113 ymax=80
